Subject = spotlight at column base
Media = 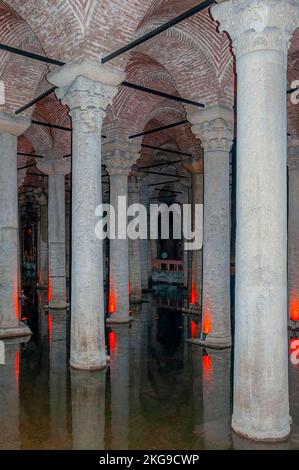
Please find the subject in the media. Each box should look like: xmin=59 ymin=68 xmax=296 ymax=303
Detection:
xmin=232 ymin=418 xmax=290 ymax=443
xmin=106 ymin=315 xmax=132 ymax=324
xmin=0 ymin=321 xmax=32 ymax=339
xmin=185 ymin=336 xmax=232 ymax=349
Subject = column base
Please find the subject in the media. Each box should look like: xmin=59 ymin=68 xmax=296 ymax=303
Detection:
xmin=70 ymin=359 xmax=107 ymax=371
xmin=232 ymin=418 xmax=290 ymax=443
xmin=185 ymin=336 xmax=232 ymax=349
xmin=44 ymin=303 xmax=69 ymax=310
xmin=0 ymin=322 xmax=32 ymax=339
xmin=106 ymin=315 xmax=132 ymax=324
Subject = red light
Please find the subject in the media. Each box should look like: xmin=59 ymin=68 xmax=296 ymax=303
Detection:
xmin=15 ymin=350 xmax=20 ymax=384
xmin=191 ymin=320 xmax=198 ymax=338
xmin=109 ymin=279 xmax=117 ymax=314
xmin=290 ymin=298 xmax=299 ymax=321
xmin=190 ymin=281 xmax=199 ymax=305
xmin=48 ymin=313 xmax=53 ymax=342
xmin=14 ymin=286 xmax=19 ymax=320
xmin=290 ymin=338 xmax=299 ymax=353
xmin=203 ymin=311 xmax=213 ymax=335
xmin=48 ymin=271 xmax=52 ymax=303
xmin=109 ymin=331 xmax=117 ymax=352
xmin=129 ymin=281 xmax=132 ymax=296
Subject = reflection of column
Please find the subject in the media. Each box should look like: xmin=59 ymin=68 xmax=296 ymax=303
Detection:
xmin=212 ymin=0 xmax=299 ymax=441
xmin=189 ymin=105 xmax=233 ymax=348
xmin=104 ymin=140 xmax=140 ymax=323
xmin=109 ymin=325 xmax=130 ymax=449
xmin=0 ymin=112 xmax=31 ymax=338
xmin=48 ymin=59 xmax=124 ymax=369
xmin=128 ymin=175 xmax=142 ymax=303
xmin=0 ymin=339 xmax=25 ymax=449
xmin=71 ymin=369 xmax=106 ymax=449
xmin=49 ymin=310 xmax=68 ymax=442
xmin=201 ymin=349 xmax=231 ymax=450
xmin=35 ymin=190 xmax=48 ymax=290
xmin=288 ymin=140 xmax=299 ymax=326
xmin=38 ymin=156 xmax=70 ymax=309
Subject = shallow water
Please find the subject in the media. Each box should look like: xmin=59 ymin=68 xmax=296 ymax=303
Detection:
xmin=0 ymin=287 xmax=298 ymax=450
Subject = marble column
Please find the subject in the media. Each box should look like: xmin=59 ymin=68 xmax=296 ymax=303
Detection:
xmin=104 ymin=141 xmax=140 ymax=323
xmin=48 ymin=59 xmax=124 ymax=369
xmin=128 ymin=175 xmax=142 ymax=303
xmin=0 ymin=112 xmax=31 ymax=339
xmin=38 ymin=156 xmax=70 ymax=309
xmin=288 ymin=140 xmax=299 ymax=326
xmin=182 ymin=152 xmax=204 ymax=308
xmin=35 ymin=190 xmax=48 ymax=290
xmin=212 ymin=0 xmax=299 ymax=441
xmin=188 ymin=105 xmax=233 ymax=349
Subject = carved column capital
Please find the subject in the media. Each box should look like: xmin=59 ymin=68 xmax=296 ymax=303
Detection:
xmin=212 ymin=0 xmax=299 ymax=59
xmin=48 ymin=59 xmax=125 ymax=132
xmin=188 ymin=105 xmax=234 ymax=152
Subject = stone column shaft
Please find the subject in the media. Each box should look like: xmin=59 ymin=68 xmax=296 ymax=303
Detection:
xmin=128 ymin=178 xmax=142 ymax=303
xmin=37 ymin=198 xmax=48 ymax=289
xmin=109 ymin=172 xmax=130 ymax=322
xmin=212 ymin=0 xmax=299 ymax=441
xmin=189 ymin=106 xmax=233 ymax=348
xmin=0 ymin=113 xmax=31 ymax=338
xmin=48 ymin=173 xmax=67 ymax=308
xmin=48 ymin=59 xmax=125 ymax=369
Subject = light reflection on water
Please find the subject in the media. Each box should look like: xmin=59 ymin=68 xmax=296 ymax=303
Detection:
xmin=0 ymin=287 xmax=298 ymax=450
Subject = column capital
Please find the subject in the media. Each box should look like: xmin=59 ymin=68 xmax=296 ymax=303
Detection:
xmin=212 ymin=0 xmax=299 ymax=58
xmin=0 ymin=111 xmax=30 ymax=136
xmin=188 ymin=105 xmax=234 ymax=152
xmin=37 ymin=151 xmax=70 ymax=176
xmin=48 ymin=59 xmax=125 ymax=130
xmin=103 ymin=139 xmax=141 ymax=176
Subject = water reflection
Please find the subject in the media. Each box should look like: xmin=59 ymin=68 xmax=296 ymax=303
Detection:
xmin=0 ymin=286 xmax=298 ymax=449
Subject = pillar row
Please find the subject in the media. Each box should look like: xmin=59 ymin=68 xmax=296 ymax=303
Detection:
xmin=188 ymin=105 xmax=233 ymax=349
xmin=0 ymin=112 xmax=31 ymax=339
xmin=104 ymin=140 xmax=141 ymax=323
xmin=37 ymin=155 xmax=70 ymax=309
xmin=212 ymin=0 xmax=299 ymax=441
xmin=48 ymin=59 xmax=125 ymax=369
xmin=128 ymin=175 xmax=142 ymax=303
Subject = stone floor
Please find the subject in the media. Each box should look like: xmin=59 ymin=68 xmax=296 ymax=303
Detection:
xmin=0 ymin=286 xmax=298 ymax=450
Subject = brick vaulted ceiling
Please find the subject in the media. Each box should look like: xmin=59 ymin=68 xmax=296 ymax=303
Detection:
xmin=0 ymin=0 xmax=298 ymax=183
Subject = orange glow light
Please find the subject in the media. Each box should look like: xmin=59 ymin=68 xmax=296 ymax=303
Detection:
xmin=48 ymin=313 xmax=53 ymax=342
xmin=290 ymin=298 xmax=299 ymax=321
xmin=109 ymin=331 xmax=117 ymax=352
xmin=290 ymin=338 xmax=299 ymax=353
xmin=48 ymin=271 xmax=53 ymax=303
xmin=15 ymin=350 xmax=20 ymax=384
xmin=190 ymin=281 xmax=199 ymax=305
xmin=14 ymin=287 xmax=19 ymax=320
xmin=191 ymin=320 xmax=198 ymax=338
xmin=109 ymin=280 xmax=117 ymax=314
xmin=129 ymin=281 xmax=132 ymax=296
xmin=203 ymin=310 xmax=213 ymax=335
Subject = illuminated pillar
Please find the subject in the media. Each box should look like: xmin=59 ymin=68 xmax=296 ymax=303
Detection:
xmin=189 ymin=105 xmax=233 ymax=348
xmin=182 ymin=151 xmax=204 ymax=308
xmin=128 ymin=175 xmax=142 ymax=303
xmin=0 ymin=112 xmax=31 ymax=339
xmin=212 ymin=0 xmax=299 ymax=441
xmin=104 ymin=140 xmax=140 ymax=323
xmin=288 ymin=140 xmax=299 ymax=326
xmin=48 ymin=59 xmax=124 ymax=369
xmin=38 ymin=155 xmax=70 ymax=309
xmin=35 ymin=190 xmax=48 ymax=290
